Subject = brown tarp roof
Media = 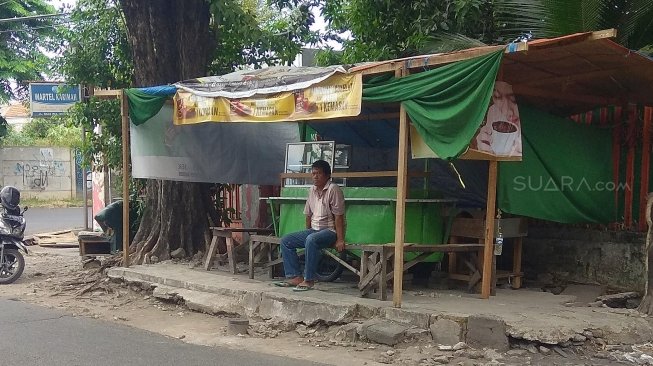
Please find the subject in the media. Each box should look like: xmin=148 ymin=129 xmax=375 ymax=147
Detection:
xmin=352 ymin=29 xmax=653 ymax=116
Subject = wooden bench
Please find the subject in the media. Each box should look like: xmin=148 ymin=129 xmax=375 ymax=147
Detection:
xmin=247 ymin=235 xmax=483 ymax=300
xmin=204 ymin=227 xmax=274 ymax=273
xmin=322 ymin=243 xmax=484 ymax=300
xmin=449 ymin=217 xmax=527 ymax=291
xmin=249 ymin=235 xmax=284 ymax=279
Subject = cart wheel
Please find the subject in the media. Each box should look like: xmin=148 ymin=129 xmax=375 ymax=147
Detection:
xmin=315 ymin=251 xmax=345 ymax=282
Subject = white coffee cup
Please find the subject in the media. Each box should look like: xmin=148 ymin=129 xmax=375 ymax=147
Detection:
xmin=491 ymin=121 xmax=519 ymax=155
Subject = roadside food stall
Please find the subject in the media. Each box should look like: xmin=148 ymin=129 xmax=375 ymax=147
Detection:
xmin=115 ymin=29 xmax=653 ymax=307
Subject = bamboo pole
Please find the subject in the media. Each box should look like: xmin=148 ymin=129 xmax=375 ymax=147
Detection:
xmin=120 ymin=90 xmax=130 ymax=267
xmin=392 ymin=67 xmax=409 ymax=307
xmin=481 ymin=160 xmax=498 ymax=298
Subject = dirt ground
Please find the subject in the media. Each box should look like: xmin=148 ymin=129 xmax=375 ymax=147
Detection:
xmin=1 ymin=245 xmax=649 ymax=366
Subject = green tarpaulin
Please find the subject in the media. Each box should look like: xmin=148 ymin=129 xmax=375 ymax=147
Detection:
xmin=125 ymin=88 xmax=169 ymax=126
xmin=498 ymin=106 xmax=617 ymax=223
xmin=363 ymin=50 xmax=503 ymax=160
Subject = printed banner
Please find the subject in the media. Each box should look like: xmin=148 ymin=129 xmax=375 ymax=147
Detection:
xmin=175 ymin=65 xmax=346 ymax=98
xmin=173 ymin=73 xmax=362 ymax=124
xmin=29 ymin=82 xmax=81 ymax=117
xmin=411 ymin=81 xmax=523 ymax=160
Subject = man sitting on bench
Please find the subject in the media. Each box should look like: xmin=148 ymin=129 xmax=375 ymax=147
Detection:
xmin=274 ymin=160 xmax=346 ymax=292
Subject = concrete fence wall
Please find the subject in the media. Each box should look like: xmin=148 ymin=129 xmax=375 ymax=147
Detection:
xmin=522 ymin=226 xmax=646 ymax=292
xmin=0 ymin=146 xmax=77 ymax=199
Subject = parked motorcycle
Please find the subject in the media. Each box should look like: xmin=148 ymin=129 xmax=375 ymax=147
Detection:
xmin=0 ymin=186 xmax=28 ymax=284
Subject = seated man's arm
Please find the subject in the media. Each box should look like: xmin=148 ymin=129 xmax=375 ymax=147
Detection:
xmin=306 ymin=215 xmax=312 ymax=230
xmin=334 ymin=214 xmax=345 ymax=252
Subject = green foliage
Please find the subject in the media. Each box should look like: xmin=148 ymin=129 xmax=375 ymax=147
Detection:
xmin=54 ymin=0 xmax=132 ymax=88
xmin=0 ymin=117 xmax=81 ymax=148
xmin=21 ymin=117 xmax=52 ymax=139
xmin=314 ymin=0 xmax=501 ymax=63
xmin=64 ymin=97 xmax=122 ymax=171
xmin=313 ymin=0 xmax=653 ymax=65
xmin=208 ymin=0 xmax=319 ymax=74
xmin=0 ymin=0 xmax=57 ymax=101
xmin=494 ymin=0 xmax=653 ymax=50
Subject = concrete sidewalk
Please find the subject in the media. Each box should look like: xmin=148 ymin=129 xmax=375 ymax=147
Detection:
xmin=107 ymin=263 xmax=653 ymax=347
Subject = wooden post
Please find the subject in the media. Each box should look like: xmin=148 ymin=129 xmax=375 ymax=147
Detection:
xmin=392 ymin=67 xmax=409 ymax=307
xmin=121 ymin=90 xmax=131 ymax=267
xmin=512 ymin=237 xmax=523 ymax=289
xmin=625 ymin=105 xmax=636 ymax=228
xmin=481 ymin=160 xmax=498 ymax=299
xmin=640 ymin=107 xmax=652 ymax=232
xmin=612 ymin=107 xmax=622 ymax=222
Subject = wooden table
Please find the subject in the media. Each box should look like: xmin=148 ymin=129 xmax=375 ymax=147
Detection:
xmin=204 ymin=227 xmax=274 ymax=273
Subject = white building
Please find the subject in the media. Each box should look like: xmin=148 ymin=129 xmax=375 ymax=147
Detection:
xmin=1 ymin=103 xmax=30 ymax=131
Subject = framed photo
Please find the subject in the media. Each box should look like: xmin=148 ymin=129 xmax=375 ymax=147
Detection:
xmin=284 ymin=141 xmax=335 ymax=186
xmin=335 ymin=144 xmax=351 ymax=169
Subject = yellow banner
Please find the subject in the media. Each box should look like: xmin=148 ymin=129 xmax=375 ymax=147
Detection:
xmin=174 ymin=73 xmax=362 ymax=124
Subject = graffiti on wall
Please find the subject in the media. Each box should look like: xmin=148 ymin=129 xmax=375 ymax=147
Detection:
xmin=13 ymin=148 xmax=67 ymax=190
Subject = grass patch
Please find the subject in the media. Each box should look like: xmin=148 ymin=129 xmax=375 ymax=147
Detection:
xmin=21 ymin=197 xmax=91 ymax=208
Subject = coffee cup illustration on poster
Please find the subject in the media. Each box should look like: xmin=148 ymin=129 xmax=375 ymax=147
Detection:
xmin=471 ymin=81 xmax=522 ymax=157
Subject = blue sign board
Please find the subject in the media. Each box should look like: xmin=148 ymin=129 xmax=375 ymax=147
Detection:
xmin=29 ymin=83 xmax=82 ymax=117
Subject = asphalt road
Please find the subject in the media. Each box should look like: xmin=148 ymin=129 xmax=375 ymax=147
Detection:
xmin=23 ymin=207 xmax=91 ymax=236
xmin=0 ymin=298 xmax=323 ymax=366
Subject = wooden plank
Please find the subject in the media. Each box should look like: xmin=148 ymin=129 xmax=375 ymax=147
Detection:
xmin=344 ymin=243 xmax=484 ymax=253
xmin=589 ymin=28 xmax=618 ymax=40
xmin=249 ymin=240 xmax=257 ymax=279
xmin=379 ymin=247 xmax=389 ymax=300
xmin=226 ymin=235 xmax=237 ymax=274
xmin=356 ymin=45 xmax=525 ymax=76
xmin=481 ymin=160 xmax=498 ymax=299
xmin=204 ymin=235 xmax=220 ymax=270
xmin=250 ymin=235 xmax=281 ymax=244
xmin=512 ymin=237 xmax=523 ymax=289
xmin=211 ymin=227 xmax=274 ymax=233
xmin=322 ymin=249 xmax=360 ymax=276
xmin=640 ymin=107 xmax=652 ymax=232
xmin=360 ymin=250 xmax=369 ymax=281
xmin=393 ymin=67 xmax=409 ymax=308
xmin=93 ymin=89 xmax=122 ymax=99
xmin=359 ymin=262 xmax=382 ymax=290
xmin=120 ymin=90 xmax=130 ymax=267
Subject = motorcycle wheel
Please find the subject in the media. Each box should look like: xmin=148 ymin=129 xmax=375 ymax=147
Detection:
xmin=315 ymin=251 xmax=345 ymax=282
xmin=0 ymin=249 xmax=25 ymax=284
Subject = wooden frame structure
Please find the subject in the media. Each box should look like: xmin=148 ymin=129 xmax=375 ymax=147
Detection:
xmin=114 ymin=28 xmax=653 ymax=308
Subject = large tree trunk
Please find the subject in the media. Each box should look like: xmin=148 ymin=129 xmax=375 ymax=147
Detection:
xmin=638 ymin=193 xmax=653 ymax=314
xmin=119 ymin=0 xmax=214 ymax=263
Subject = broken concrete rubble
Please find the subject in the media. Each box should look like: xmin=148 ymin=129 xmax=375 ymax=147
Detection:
xmin=430 ymin=318 xmax=462 ymax=346
xmin=107 ymin=264 xmax=653 ymax=351
xmin=362 ymin=321 xmax=409 ymax=346
xmin=466 ymin=315 xmax=509 ymax=352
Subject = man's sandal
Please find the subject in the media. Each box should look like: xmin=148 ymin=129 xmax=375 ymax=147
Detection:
xmin=273 ymin=281 xmax=297 ymax=287
xmin=292 ymin=284 xmax=314 ymax=292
